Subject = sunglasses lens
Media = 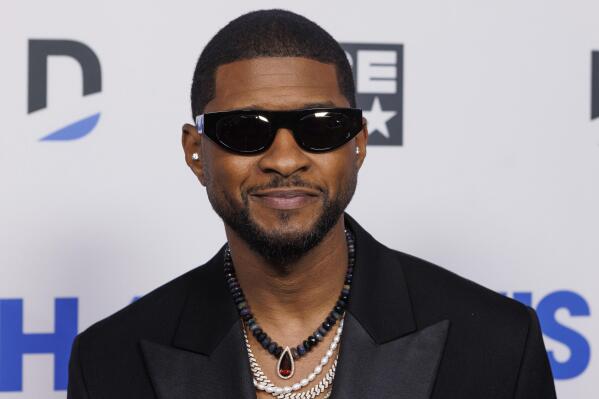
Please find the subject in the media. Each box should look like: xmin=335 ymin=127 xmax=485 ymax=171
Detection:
xmin=215 ymin=114 xmax=272 ymax=153
xmin=297 ymin=111 xmax=359 ymax=151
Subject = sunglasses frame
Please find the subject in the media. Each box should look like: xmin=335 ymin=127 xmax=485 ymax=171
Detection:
xmin=195 ymin=107 xmax=364 ymax=154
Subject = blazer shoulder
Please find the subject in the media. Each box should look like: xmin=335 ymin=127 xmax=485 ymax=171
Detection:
xmin=76 ymin=247 xmax=224 ymax=348
xmin=390 ymin=248 xmax=531 ymax=328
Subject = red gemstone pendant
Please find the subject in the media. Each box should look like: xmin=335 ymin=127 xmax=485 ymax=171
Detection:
xmin=276 ymin=346 xmax=295 ymax=379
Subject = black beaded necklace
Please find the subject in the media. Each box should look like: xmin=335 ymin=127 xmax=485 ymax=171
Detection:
xmin=224 ymin=228 xmax=355 ymax=379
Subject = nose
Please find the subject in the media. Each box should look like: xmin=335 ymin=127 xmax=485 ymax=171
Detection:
xmin=257 ymin=128 xmax=311 ymax=177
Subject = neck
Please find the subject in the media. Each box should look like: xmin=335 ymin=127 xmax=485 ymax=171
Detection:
xmin=223 ymin=216 xmax=349 ymax=334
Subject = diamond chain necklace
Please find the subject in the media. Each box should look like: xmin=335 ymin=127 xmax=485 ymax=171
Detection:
xmin=243 ymin=317 xmax=344 ymax=398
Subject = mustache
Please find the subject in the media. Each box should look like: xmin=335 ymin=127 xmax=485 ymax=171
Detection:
xmin=246 ymin=175 xmax=324 ymax=195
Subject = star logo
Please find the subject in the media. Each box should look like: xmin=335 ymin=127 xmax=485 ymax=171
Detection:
xmin=363 ymin=97 xmax=397 ymax=138
xmin=341 ymin=42 xmax=404 ymax=145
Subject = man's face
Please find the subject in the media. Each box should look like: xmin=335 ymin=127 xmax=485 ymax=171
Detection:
xmin=182 ymin=57 xmax=368 ymax=266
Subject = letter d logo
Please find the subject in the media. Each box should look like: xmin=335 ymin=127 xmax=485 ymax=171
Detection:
xmin=28 ymin=39 xmax=102 ymax=141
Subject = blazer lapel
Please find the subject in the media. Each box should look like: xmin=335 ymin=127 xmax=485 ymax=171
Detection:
xmin=139 ymin=320 xmax=255 ymax=399
xmin=330 ymin=314 xmax=449 ymax=399
xmin=333 ymin=213 xmax=451 ymax=398
xmin=140 ymin=245 xmax=256 ymax=399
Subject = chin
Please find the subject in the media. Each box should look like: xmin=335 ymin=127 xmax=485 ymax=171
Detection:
xmin=251 ymin=208 xmax=321 ymax=234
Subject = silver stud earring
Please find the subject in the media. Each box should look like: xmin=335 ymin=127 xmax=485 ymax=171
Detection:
xmin=355 ymin=147 xmax=360 ymax=154
xmin=191 ymin=152 xmax=199 ymax=161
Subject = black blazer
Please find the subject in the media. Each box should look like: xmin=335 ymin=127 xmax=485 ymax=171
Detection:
xmin=67 ymin=212 xmax=557 ymax=398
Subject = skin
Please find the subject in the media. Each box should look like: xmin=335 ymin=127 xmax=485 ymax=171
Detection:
xmin=181 ymin=57 xmax=368 ymax=396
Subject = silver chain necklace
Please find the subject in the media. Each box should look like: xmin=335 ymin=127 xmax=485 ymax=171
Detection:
xmin=242 ymin=317 xmax=344 ymax=399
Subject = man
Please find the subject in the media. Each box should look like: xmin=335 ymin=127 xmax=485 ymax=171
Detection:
xmin=67 ymin=9 xmax=557 ymax=399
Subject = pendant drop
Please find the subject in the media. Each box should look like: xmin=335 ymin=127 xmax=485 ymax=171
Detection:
xmin=276 ymin=346 xmax=295 ymax=379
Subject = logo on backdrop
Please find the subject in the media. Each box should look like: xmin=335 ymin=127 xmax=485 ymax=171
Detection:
xmin=0 ymin=290 xmax=590 ymax=391
xmin=590 ymin=50 xmax=599 ymax=120
xmin=28 ymin=39 xmax=102 ymax=141
xmin=341 ymin=43 xmax=403 ymax=146
xmin=504 ymin=291 xmax=591 ymax=380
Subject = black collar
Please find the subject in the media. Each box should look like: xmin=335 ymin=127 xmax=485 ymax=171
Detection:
xmin=172 ymin=212 xmax=417 ymax=354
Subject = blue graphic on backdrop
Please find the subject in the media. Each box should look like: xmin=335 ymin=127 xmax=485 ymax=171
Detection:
xmin=507 ymin=290 xmax=591 ymax=380
xmin=28 ymin=39 xmax=102 ymax=141
xmin=0 ymin=298 xmax=77 ymax=391
xmin=0 ymin=291 xmax=591 ymax=391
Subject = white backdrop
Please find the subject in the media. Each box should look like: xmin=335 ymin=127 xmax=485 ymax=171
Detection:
xmin=1 ymin=0 xmax=597 ymax=397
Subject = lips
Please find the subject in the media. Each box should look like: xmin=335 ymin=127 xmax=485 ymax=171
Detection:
xmin=250 ymin=188 xmax=320 ymax=210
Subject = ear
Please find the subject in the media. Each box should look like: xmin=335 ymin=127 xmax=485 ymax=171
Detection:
xmin=354 ymin=117 xmax=368 ymax=170
xmin=181 ymin=123 xmax=207 ymax=186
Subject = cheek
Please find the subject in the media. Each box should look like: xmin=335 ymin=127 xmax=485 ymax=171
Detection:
xmin=209 ymin=154 xmax=255 ymax=195
xmin=314 ymin=152 xmax=355 ymax=194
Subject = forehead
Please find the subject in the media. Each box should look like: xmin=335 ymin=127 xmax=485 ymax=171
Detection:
xmin=204 ymin=57 xmax=349 ymax=112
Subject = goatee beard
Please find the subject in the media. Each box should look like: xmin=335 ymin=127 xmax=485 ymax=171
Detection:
xmin=208 ymin=174 xmax=356 ymax=269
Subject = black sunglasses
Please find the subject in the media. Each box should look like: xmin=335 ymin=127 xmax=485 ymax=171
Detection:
xmin=195 ymin=107 xmax=363 ymax=154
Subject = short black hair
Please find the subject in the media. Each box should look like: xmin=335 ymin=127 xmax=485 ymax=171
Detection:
xmin=190 ymin=9 xmax=356 ymax=118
